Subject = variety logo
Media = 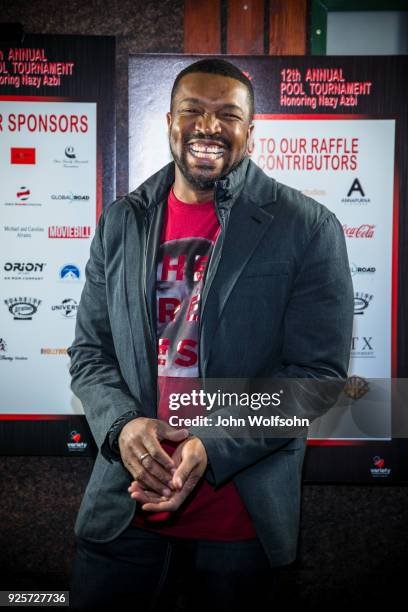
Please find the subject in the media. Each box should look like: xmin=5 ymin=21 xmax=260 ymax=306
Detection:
xmin=370 ymin=456 xmax=391 ymax=478
xmin=343 ymin=375 xmax=369 ymax=400
xmin=343 ymin=224 xmax=375 ymax=238
xmin=67 ymin=430 xmax=88 ymax=452
xmin=341 ymin=178 xmax=371 ymax=205
xmin=48 ymin=225 xmax=91 ymax=239
xmin=51 ymin=298 xmax=78 ymax=318
xmin=354 ymin=292 xmax=373 ymax=315
xmin=4 ymin=297 xmax=42 ymax=320
xmin=3 ymin=262 xmax=47 ymax=281
xmin=53 ymin=146 xmax=89 ymax=168
xmin=3 ymin=225 xmax=45 ymax=238
xmin=0 ymin=337 xmax=28 ymax=362
xmin=50 ymin=192 xmax=90 ymax=203
xmin=4 ymin=186 xmax=41 ymax=207
xmin=59 ymin=264 xmax=81 ymax=281
xmin=351 ymin=336 xmax=375 ymax=358
xmin=350 ymin=263 xmax=376 ymax=276
xmin=11 ymin=147 xmax=36 ymax=164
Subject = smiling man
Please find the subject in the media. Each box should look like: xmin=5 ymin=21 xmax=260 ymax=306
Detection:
xmin=68 ymin=59 xmax=353 ymax=611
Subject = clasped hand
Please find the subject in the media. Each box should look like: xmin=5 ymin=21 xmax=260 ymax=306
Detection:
xmin=118 ymin=417 xmax=208 ymax=512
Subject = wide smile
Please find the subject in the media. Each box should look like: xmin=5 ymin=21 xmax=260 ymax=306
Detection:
xmin=186 ymin=142 xmax=226 ymax=163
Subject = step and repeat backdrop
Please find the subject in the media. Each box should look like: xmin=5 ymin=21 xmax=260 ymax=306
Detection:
xmin=128 ymin=54 xmax=408 ymax=482
xmin=0 ymin=34 xmax=115 ymax=455
xmin=1 ymin=46 xmax=407 ymax=481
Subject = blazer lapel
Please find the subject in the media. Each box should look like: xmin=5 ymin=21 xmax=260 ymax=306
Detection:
xmin=200 ymin=195 xmax=275 ymax=375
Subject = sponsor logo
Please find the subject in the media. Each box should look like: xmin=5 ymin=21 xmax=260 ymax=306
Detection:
xmin=354 ymin=292 xmax=373 ymax=315
xmin=53 ymin=146 xmax=88 ymax=168
xmin=370 ymin=456 xmax=391 ymax=478
xmin=59 ymin=264 xmax=81 ymax=281
xmin=67 ymin=430 xmax=88 ymax=452
xmin=343 ymin=375 xmax=369 ymax=400
xmin=0 ymin=337 xmax=28 ymax=362
xmin=3 ymin=225 xmax=44 ymax=238
xmin=3 ymin=262 xmax=46 ymax=281
xmin=4 ymin=186 xmax=42 ymax=207
xmin=4 ymin=297 xmax=41 ymax=320
xmin=11 ymin=147 xmax=36 ymax=164
xmin=350 ymin=263 xmax=376 ymax=276
xmin=341 ymin=178 xmax=371 ymax=205
xmin=17 ymin=186 xmax=30 ymax=201
xmin=51 ymin=298 xmax=78 ymax=318
xmin=48 ymin=225 xmax=91 ymax=239
xmin=343 ymin=224 xmax=375 ymax=238
xmin=40 ymin=347 xmax=68 ymax=355
xmin=65 ymin=146 xmax=76 ymax=159
xmin=302 ymin=188 xmax=327 ymax=198
xmin=50 ymin=192 xmax=90 ymax=203
xmin=351 ymin=336 xmax=375 ymax=359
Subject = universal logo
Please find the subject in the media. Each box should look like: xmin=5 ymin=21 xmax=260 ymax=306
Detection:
xmin=67 ymin=430 xmax=88 ymax=452
xmin=51 ymin=298 xmax=78 ymax=318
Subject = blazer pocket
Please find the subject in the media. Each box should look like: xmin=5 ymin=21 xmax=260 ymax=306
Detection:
xmin=241 ymin=260 xmax=290 ymax=279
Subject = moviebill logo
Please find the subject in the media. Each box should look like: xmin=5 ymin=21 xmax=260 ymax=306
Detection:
xmin=48 ymin=225 xmax=91 ymax=239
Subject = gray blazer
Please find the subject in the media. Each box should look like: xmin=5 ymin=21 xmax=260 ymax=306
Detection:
xmin=67 ymin=157 xmax=353 ymax=567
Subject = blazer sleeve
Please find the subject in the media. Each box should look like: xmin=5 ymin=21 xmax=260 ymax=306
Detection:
xmin=189 ymin=212 xmax=354 ymax=487
xmin=67 ymin=208 xmax=143 ymax=464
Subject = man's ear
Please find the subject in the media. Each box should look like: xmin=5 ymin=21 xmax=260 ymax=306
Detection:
xmin=166 ymin=111 xmax=172 ymax=130
xmin=246 ymin=122 xmax=255 ymax=155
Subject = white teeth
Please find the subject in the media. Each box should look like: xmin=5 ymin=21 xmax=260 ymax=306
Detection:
xmin=189 ymin=144 xmax=224 ymax=153
xmin=188 ymin=144 xmax=224 ymax=159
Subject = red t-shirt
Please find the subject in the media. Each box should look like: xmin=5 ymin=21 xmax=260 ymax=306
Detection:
xmin=132 ymin=186 xmax=256 ymax=540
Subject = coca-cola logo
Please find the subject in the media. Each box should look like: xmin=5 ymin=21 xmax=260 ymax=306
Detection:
xmin=343 ymin=224 xmax=375 ymax=238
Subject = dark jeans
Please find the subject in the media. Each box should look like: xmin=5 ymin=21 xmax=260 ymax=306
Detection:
xmin=69 ymin=525 xmax=278 ymax=611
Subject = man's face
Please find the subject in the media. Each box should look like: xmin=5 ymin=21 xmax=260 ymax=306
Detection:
xmin=167 ymin=72 xmax=254 ymax=191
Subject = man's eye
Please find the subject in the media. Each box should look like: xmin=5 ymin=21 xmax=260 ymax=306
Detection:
xmin=221 ymin=113 xmax=241 ymax=120
xmin=182 ymin=108 xmax=200 ymax=113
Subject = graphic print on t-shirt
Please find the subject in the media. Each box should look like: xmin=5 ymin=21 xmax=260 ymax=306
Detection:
xmin=157 ymin=236 xmax=213 ymax=378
